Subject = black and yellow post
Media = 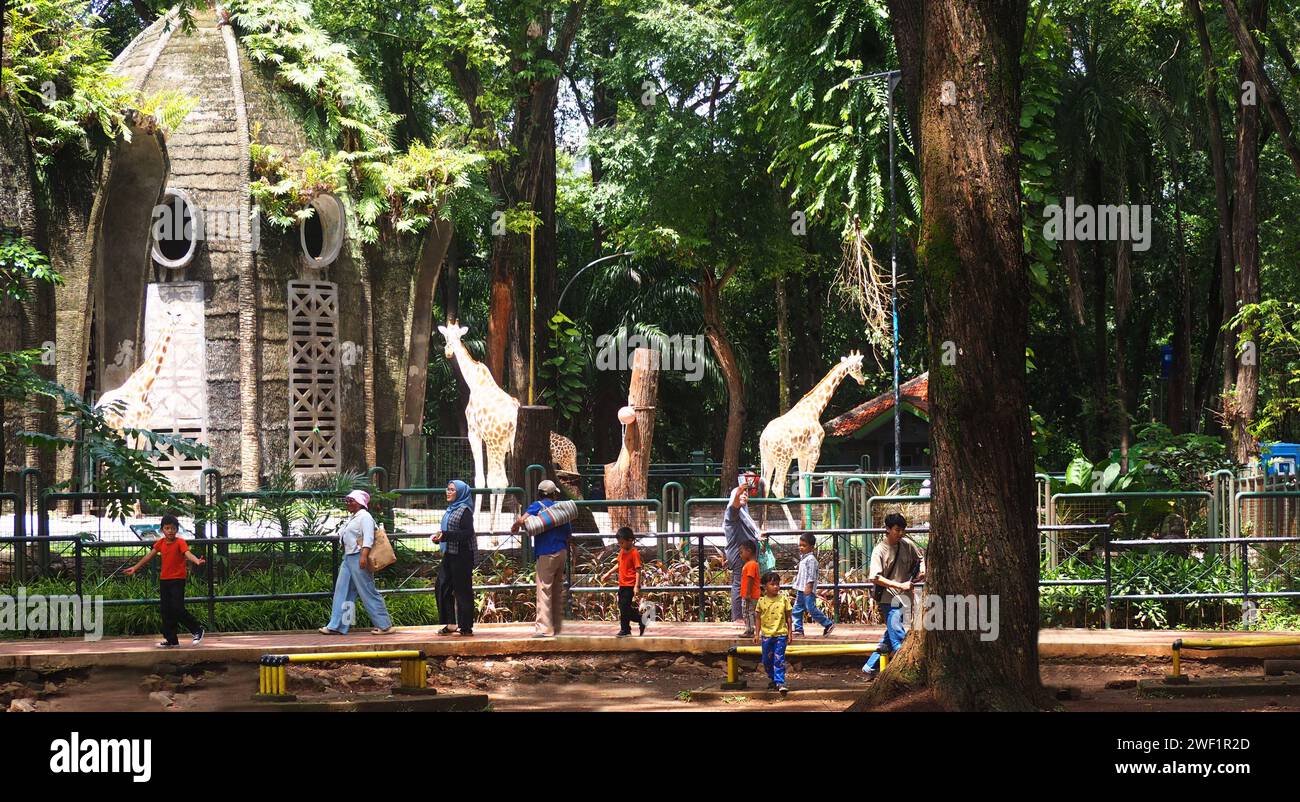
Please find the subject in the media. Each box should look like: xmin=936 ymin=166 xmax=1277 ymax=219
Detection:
xmin=253 ymin=651 xmax=433 ymax=701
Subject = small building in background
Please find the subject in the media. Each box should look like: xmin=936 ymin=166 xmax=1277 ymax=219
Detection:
xmin=822 ymin=373 xmax=930 ymax=472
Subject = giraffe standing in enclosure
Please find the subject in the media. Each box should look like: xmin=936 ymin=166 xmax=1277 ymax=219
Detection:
xmin=759 ymin=352 xmax=866 ymax=526
xmin=550 ymin=431 xmax=578 ymax=474
xmin=439 ymin=322 xmax=519 ymax=529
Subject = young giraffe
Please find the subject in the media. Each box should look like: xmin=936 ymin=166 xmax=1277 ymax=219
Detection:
xmin=759 ymin=352 xmax=866 ymax=527
xmin=438 ymin=322 xmax=519 ymax=529
xmin=550 ymin=431 xmax=577 ymax=474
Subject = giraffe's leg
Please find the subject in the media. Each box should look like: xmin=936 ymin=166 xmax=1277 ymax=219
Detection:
xmin=467 ymin=430 xmax=486 ymax=518
xmin=797 ymin=447 xmax=822 ymax=530
xmin=775 ymin=452 xmax=797 ymax=530
xmin=486 ymin=441 xmax=509 ymax=533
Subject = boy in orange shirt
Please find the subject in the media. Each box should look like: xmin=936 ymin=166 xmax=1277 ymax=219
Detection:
xmin=612 ymin=527 xmax=646 ymax=637
xmin=739 ymin=540 xmax=761 ymax=638
xmin=125 ymin=514 xmax=207 ymax=648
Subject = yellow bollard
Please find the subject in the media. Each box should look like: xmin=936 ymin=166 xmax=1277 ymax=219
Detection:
xmin=880 ymin=651 xmax=889 ymax=671
xmin=1171 ymin=644 xmax=1181 ymax=678
xmin=727 ymin=655 xmax=737 ymax=685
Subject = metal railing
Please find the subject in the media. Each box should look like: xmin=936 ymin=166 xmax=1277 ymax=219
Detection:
xmin=6 ymin=476 xmax=1299 ymax=633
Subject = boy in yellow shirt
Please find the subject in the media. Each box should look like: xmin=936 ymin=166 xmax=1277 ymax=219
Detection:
xmin=754 ymin=571 xmax=793 ymax=695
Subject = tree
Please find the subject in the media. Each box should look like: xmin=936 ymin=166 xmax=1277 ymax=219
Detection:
xmin=856 ymin=0 xmax=1049 ymax=711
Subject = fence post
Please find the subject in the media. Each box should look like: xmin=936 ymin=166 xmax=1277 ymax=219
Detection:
xmin=698 ymin=532 xmax=706 ymax=623
xmin=74 ymin=536 xmax=83 ymax=601
xmin=832 ymin=530 xmax=840 ymax=623
xmin=1103 ymin=523 xmax=1112 ymax=629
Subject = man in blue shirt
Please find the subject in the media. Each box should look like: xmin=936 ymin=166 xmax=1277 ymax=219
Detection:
xmin=512 ymin=479 xmax=573 ymax=637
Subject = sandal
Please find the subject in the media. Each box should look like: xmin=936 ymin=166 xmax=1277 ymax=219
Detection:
xmin=437 ymin=627 xmax=456 ymax=636
xmin=455 ymin=630 xmax=474 ymax=637
xmin=318 ymin=627 xmax=342 ymax=635
xmin=372 ymin=627 xmax=393 ymax=635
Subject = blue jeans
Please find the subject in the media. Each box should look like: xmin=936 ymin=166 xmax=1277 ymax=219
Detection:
xmin=761 ymin=635 xmax=787 ymax=685
xmin=864 ymin=604 xmax=908 ymax=672
xmin=326 ymin=552 xmax=392 ymax=633
xmin=791 ymin=590 xmax=832 ymax=633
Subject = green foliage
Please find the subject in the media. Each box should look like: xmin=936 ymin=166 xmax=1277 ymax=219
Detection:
xmin=1 ymin=0 xmax=135 ymax=165
xmin=1230 ymin=300 xmax=1300 ymax=444
xmin=540 ymin=312 xmax=589 ymax=426
xmin=228 ymin=0 xmax=484 ymax=242
xmin=0 ymin=230 xmax=62 ymax=301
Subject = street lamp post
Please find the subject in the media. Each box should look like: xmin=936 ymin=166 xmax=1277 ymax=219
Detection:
xmin=847 ymin=69 xmax=903 ymax=475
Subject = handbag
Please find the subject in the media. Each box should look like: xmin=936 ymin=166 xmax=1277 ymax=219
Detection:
xmin=368 ymin=522 xmax=397 ymax=571
xmin=757 ymin=539 xmax=776 ymax=573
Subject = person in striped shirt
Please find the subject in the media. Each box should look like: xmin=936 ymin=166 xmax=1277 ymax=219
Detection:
xmin=791 ymin=532 xmax=835 ymax=637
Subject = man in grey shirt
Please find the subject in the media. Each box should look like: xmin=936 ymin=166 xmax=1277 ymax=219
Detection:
xmin=722 ymin=475 xmax=762 ymax=624
xmin=862 ymin=512 xmax=924 ymax=677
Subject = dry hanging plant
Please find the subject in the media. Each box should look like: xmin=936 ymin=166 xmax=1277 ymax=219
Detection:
xmin=832 ymin=213 xmax=897 ymax=360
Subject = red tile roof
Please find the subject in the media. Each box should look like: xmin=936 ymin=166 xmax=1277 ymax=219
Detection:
xmin=823 ymin=372 xmax=929 ymax=438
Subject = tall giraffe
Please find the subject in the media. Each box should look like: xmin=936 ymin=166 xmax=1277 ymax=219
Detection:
xmin=759 ymin=352 xmax=866 ymax=526
xmin=438 ymin=322 xmax=519 ymax=529
xmin=95 ymin=311 xmax=186 ymax=449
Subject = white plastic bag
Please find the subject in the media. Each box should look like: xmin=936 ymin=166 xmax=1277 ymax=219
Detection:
xmin=639 ymin=599 xmax=657 ymax=625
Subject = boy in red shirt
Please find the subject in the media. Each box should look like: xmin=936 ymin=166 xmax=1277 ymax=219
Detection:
xmin=739 ymin=540 xmax=761 ymax=637
xmin=125 ymin=514 xmax=207 ymax=648
xmin=607 ymin=527 xmax=646 ymax=637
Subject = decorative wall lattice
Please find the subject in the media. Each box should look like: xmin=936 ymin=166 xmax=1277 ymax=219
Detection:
xmin=288 ymin=280 xmax=341 ymax=471
xmin=144 ymin=282 xmax=207 ymax=490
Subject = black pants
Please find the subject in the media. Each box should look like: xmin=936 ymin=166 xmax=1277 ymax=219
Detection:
xmin=159 ymin=578 xmax=203 ymax=645
xmin=618 ymin=586 xmax=643 ymax=633
xmin=436 ymin=550 xmax=476 ymax=633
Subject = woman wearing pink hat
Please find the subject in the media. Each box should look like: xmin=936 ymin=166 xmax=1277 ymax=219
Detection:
xmin=319 ymin=489 xmax=393 ymax=635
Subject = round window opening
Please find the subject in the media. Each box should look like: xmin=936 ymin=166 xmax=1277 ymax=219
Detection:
xmin=300 ymin=194 xmax=344 ymax=268
xmin=151 ymin=189 xmax=202 ymax=269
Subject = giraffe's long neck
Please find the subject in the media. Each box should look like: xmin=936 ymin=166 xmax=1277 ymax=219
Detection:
xmin=794 ymin=363 xmax=851 ymax=420
xmin=450 ymin=340 xmax=494 ymax=395
xmin=131 ymin=325 xmax=175 ymax=398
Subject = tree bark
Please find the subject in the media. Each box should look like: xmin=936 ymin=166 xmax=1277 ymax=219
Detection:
xmin=1186 ymin=0 xmax=1238 ymax=414
xmin=776 ymin=276 xmax=791 ymax=413
xmin=1221 ymin=0 xmax=1300 ymax=182
xmin=699 ymin=266 xmax=745 ymax=491
xmin=1227 ymin=0 xmax=1266 ymax=463
xmin=1170 ymin=165 xmax=1192 ymax=434
xmin=855 ymin=0 xmax=1047 ymax=712
xmin=603 ymin=348 xmax=660 ymax=532
xmin=398 ymin=217 xmax=454 ymax=487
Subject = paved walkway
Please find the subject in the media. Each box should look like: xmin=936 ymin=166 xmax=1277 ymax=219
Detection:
xmin=3 ymin=624 xmax=1300 ymax=670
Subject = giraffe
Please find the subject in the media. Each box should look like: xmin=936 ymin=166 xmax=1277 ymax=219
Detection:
xmin=550 ymin=431 xmax=578 ymax=474
xmin=94 ymin=310 xmax=189 ymax=516
xmin=759 ymin=352 xmax=866 ymax=527
xmin=438 ymin=322 xmax=519 ymax=529
xmin=95 ymin=311 xmax=186 ymax=450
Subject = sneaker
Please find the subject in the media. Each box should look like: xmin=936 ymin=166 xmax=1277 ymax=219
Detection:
xmin=616 ymin=630 xmax=631 ymax=638
xmin=156 ymin=641 xmax=179 ymax=648
xmin=861 ymin=668 xmax=878 ymax=681
xmin=192 ymin=626 xmax=205 ymax=645
xmin=638 ymin=620 xmax=646 ymax=636
xmin=822 ymin=622 xmax=836 ymax=637
xmin=777 ymin=685 xmax=789 ymax=696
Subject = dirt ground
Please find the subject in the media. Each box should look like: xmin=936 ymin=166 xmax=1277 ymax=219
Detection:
xmin=3 ymin=654 xmax=1299 ymax=712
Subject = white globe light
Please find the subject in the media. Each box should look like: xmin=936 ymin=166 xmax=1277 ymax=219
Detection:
xmin=617 ymin=405 xmax=636 ymax=425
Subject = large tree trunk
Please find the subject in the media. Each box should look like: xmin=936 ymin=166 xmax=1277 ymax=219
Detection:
xmin=699 ymin=267 xmax=745 ymax=490
xmin=1170 ymin=166 xmax=1192 ymax=434
xmin=1227 ymin=0 xmax=1266 ymax=463
xmin=1187 ymin=0 xmax=1237 ymax=421
xmin=855 ymin=0 xmax=1047 ymax=711
xmin=1222 ymin=0 xmax=1300 ymax=181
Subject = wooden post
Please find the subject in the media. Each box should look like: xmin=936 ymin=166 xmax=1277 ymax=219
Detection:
xmin=604 ymin=348 xmax=660 ymax=532
xmin=510 ymin=405 xmax=555 ymax=502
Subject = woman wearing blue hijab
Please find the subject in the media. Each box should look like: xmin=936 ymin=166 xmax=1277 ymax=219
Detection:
xmin=432 ymin=480 xmax=476 ymax=636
